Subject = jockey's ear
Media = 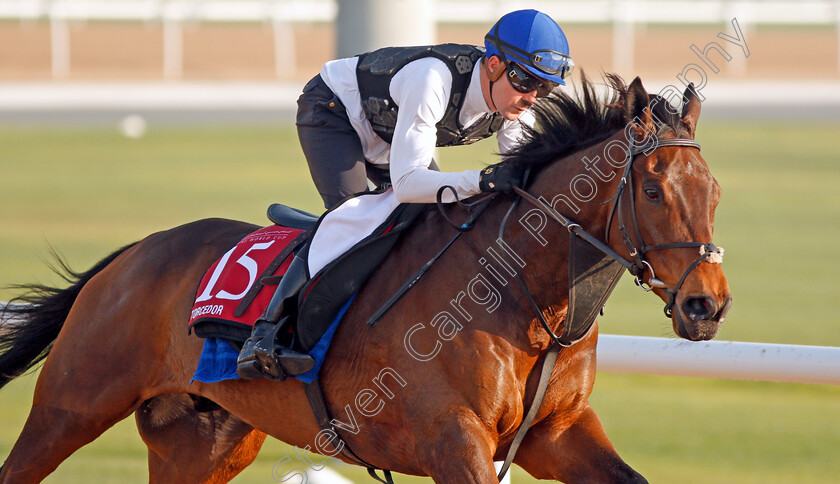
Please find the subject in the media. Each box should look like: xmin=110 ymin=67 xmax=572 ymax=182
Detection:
xmin=485 ymin=55 xmax=506 ymax=82
xmin=681 ymin=83 xmax=702 ymax=138
xmin=626 ymin=77 xmax=656 ymax=143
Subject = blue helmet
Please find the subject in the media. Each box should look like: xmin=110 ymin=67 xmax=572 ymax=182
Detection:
xmin=484 ymin=9 xmax=574 ymax=86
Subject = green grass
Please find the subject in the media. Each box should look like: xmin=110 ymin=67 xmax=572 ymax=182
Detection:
xmin=595 ymin=123 xmax=840 ymax=347
xmin=1 ymin=122 xmax=839 ymax=483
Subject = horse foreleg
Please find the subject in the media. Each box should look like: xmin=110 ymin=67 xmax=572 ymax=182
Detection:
xmin=513 ymin=405 xmax=647 ymax=484
xmin=136 ymin=394 xmax=266 ymax=484
xmin=414 ymin=412 xmax=500 ymax=484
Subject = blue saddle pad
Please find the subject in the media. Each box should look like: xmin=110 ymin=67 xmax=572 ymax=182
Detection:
xmin=192 ymin=293 xmax=355 ymax=384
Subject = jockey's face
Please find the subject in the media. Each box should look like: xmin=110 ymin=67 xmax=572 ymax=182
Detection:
xmin=482 ymin=55 xmax=540 ymax=121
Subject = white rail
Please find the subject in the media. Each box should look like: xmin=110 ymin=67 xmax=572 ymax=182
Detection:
xmin=0 ymin=302 xmax=25 ymax=325
xmin=2 ymin=302 xmax=839 ymax=385
xmin=597 ymin=334 xmax=840 ymax=385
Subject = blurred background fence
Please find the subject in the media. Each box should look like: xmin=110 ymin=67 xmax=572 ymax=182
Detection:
xmin=1 ymin=0 xmax=839 ymax=82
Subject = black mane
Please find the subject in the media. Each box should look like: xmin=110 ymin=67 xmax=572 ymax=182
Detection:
xmin=505 ymin=73 xmax=688 ymax=168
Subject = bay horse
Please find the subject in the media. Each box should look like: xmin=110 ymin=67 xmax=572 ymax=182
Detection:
xmin=0 ymin=75 xmax=730 ymax=484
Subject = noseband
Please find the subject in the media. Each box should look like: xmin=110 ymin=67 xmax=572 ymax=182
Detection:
xmin=603 ymin=137 xmax=724 ymax=317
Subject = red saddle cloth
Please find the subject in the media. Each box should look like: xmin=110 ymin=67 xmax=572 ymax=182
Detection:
xmin=188 ymin=225 xmax=305 ymax=338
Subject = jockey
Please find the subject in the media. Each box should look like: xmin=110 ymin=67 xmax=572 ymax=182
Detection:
xmin=237 ymin=9 xmax=575 ymax=380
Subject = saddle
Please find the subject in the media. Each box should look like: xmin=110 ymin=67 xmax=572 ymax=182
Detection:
xmin=189 ymin=202 xmax=423 ymax=377
xmin=267 ymin=203 xmax=320 ymax=230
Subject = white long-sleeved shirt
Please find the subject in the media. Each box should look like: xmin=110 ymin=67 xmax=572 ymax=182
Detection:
xmin=319 ymin=55 xmax=530 ymax=203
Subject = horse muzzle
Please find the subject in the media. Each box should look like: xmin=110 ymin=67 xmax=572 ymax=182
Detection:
xmin=673 ymin=295 xmax=732 ymax=341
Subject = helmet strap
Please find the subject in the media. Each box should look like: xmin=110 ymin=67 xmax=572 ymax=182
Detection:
xmin=482 ymin=58 xmax=501 ymax=112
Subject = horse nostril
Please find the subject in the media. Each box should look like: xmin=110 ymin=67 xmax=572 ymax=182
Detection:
xmin=681 ymin=296 xmax=718 ymax=322
xmin=716 ymin=297 xmax=733 ymax=323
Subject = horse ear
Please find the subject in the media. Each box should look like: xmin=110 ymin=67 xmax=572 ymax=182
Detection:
xmin=626 ymin=76 xmax=656 ymax=141
xmin=625 ymin=77 xmax=650 ymax=121
xmin=681 ymin=83 xmax=701 ymax=138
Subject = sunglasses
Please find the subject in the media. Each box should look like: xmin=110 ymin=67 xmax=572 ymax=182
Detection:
xmin=506 ymin=63 xmax=558 ymax=97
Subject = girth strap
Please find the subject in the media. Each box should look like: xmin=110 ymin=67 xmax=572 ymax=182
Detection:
xmin=303 ymin=380 xmax=394 ymax=484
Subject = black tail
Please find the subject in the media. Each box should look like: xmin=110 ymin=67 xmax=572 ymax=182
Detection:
xmin=0 ymin=243 xmax=136 ymax=390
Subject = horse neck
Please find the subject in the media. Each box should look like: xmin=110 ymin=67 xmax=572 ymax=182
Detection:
xmin=527 ymin=130 xmax=630 ymax=240
xmin=491 ymin=131 xmax=629 ymax=337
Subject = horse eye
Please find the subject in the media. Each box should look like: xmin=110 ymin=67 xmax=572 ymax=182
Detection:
xmin=644 ymin=188 xmax=660 ymax=201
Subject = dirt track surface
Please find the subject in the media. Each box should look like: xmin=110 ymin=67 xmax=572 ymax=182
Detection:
xmin=0 ymin=22 xmax=834 ymax=82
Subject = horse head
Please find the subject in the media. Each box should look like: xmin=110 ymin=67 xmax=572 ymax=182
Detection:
xmin=612 ymin=77 xmax=732 ymax=340
xmin=510 ymin=73 xmax=731 ymax=343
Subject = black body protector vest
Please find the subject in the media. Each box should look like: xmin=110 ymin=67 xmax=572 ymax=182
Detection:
xmin=356 ymin=44 xmax=505 ymax=146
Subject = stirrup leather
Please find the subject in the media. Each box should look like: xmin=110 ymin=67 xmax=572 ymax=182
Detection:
xmin=236 ymin=255 xmax=312 ymax=380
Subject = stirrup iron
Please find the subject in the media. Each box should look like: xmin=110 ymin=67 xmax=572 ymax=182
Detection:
xmin=252 ymin=317 xmax=315 ymax=380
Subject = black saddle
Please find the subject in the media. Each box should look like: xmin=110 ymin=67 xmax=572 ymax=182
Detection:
xmin=267 ymin=203 xmax=320 ymax=231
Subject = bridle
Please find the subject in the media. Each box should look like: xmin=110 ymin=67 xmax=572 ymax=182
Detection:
xmin=511 ymin=136 xmax=724 ymax=321
xmin=602 ymin=136 xmax=724 ymax=317
xmin=493 ymin=135 xmax=725 ymax=482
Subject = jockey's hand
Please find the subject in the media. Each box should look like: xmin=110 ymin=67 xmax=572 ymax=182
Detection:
xmin=479 ymin=162 xmax=525 ymax=193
